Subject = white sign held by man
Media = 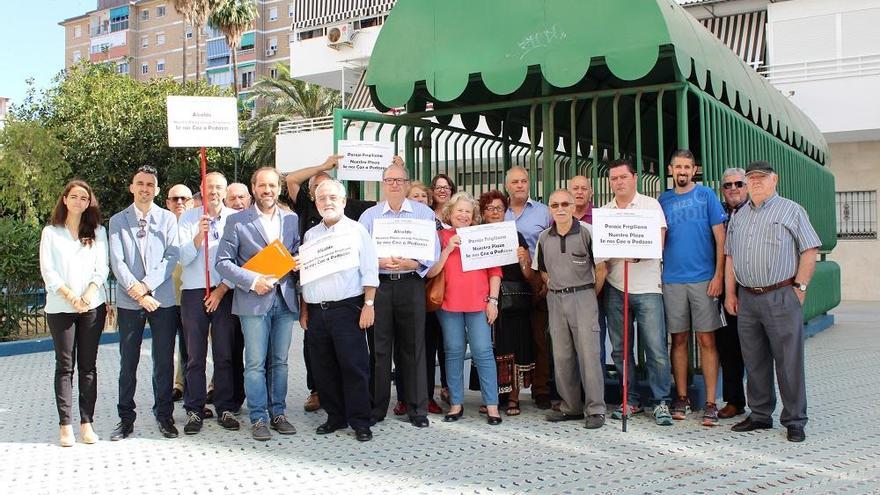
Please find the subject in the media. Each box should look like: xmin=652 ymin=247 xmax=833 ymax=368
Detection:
xmin=166 ymin=96 xmax=240 ymax=148
xmin=298 ymin=232 xmax=360 ymax=286
xmin=371 ymin=218 xmax=437 ymax=261
xmin=592 ymin=208 xmax=663 ymax=260
xmin=457 ymin=221 xmax=519 ymax=272
xmin=337 ymin=140 xmax=394 ymax=181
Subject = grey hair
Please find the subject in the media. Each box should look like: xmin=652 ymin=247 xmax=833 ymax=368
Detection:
xmin=505 ymin=166 xmax=529 ymax=182
xmin=722 ymin=167 xmax=747 ymax=181
xmin=382 ymin=163 xmax=409 ymax=180
xmin=442 ymin=191 xmax=481 ymax=225
xmin=314 ymin=179 xmax=347 ymax=199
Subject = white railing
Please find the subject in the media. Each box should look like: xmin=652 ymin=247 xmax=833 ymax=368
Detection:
xmin=759 ymin=54 xmax=880 ymax=84
xmin=277 ymin=108 xmax=378 ymax=134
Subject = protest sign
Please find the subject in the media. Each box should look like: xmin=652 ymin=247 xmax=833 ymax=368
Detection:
xmin=337 ymin=140 xmax=394 ymax=181
xmin=166 ymin=96 xmax=239 ymax=148
xmin=592 ymin=208 xmax=663 ymax=259
xmin=457 ymin=221 xmax=519 ymax=272
xmin=372 ymin=218 xmax=436 ymax=260
xmin=298 ymin=232 xmax=360 ymax=286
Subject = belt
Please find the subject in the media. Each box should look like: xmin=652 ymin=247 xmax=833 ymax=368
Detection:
xmin=549 ymin=283 xmax=595 ymax=294
xmin=307 ymin=295 xmax=364 ymax=311
xmin=379 ymin=271 xmax=421 ymax=281
xmin=742 ymin=278 xmax=794 ymax=295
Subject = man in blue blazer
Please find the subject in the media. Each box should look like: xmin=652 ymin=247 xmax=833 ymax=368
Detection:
xmin=108 ymin=165 xmax=181 ymax=440
xmin=216 ymin=167 xmax=301 ymax=441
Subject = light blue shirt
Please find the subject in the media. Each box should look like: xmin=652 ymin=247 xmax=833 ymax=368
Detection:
xmin=505 ymin=198 xmax=551 ymax=256
xmin=301 ymin=216 xmax=379 ymax=303
xmin=178 ymin=206 xmax=237 ymax=290
xmin=358 ymin=198 xmax=440 ymax=277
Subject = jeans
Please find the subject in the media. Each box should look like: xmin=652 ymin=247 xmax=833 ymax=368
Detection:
xmin=180 ymin=289 xmax=236 ymax=416
xmin=604 ymin=285 xmax=672 ymax=406
xmin=437 ymin=309 xmax=498 ymax=407
xmin=239 ymin=292 xmax=296 ymax=424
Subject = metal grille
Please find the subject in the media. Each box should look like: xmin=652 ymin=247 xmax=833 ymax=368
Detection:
xmin=836 ymin=191 xmax=877 ymax=239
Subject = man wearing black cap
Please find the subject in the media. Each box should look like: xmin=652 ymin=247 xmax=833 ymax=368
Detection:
xmin=723 ymin=161 xmax=821 ymax=442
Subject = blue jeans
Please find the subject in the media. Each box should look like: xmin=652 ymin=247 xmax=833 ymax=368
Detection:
xmin=239 ymin=292 xmax=296 ymax=424
xmin=437 ymin=309 xmax=498 ymax=407
xmin=604 ymin=285 xmax=672 ymax=406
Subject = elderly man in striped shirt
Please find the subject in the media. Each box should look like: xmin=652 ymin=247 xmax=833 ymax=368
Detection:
xmin=723 ymin=161 xmax=821 ymax=443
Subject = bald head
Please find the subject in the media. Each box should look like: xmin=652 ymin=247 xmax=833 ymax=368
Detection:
xmin=166 ymin=184 xmax=193 ymax=218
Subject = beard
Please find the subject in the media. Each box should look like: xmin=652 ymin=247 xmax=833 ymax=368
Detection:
xmin=676 ymin=176 xmax=690 ymax=187
xmin=319 ymin=207 xmax=342 ymax=221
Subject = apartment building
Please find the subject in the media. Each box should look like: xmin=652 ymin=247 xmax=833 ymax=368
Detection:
xmin=60 ymin=0 xmax=297 ymax=96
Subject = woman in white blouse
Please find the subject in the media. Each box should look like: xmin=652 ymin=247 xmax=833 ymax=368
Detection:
xmin=39 ymin=180 xmax=109 ymax=447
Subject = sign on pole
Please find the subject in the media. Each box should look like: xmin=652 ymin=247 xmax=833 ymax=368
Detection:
xmin=457 ymin=221 xmax=519 ymax=272
xmin=337 ymin=140 xmax=394 ymax=181
xmin=166 ymin=96 xmax=240 ymax=148
xmin=592 ymin=208 xmax=663 ymax=260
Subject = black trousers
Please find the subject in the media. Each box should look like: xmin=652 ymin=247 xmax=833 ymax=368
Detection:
xmin=47 ymin=305 xmax=106 ymax=425
xmin=369 ymin=275 xmax=428 ymax=419
xmin=181 ymin=289 xmax=237 ymax=416
xmin=717 ymin=310 xmax=746 ymax=407
xmin=307 ymin=298 xmax=372 ymax=430
xmin=232 ymin=316 xmax=245 ymax=409
xmin=424 ymin=310 xmax=447 ymax=394
xmin=303 ymin=332 xmax=316 ymax=392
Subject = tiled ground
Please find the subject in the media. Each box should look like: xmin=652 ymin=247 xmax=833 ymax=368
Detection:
xmin=1 ymin=302 xmax=878 ymax=494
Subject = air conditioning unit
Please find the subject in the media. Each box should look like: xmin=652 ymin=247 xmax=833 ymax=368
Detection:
xmin=265 ymin=48 xmax=276 ymax=56
xmin=326 ymin=23 xmax=354 ymax=49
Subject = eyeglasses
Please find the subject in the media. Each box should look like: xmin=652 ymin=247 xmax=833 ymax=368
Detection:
xmin=433 ymin=185 xmax=452 ymax=191
xmin=483 ymin=205 xmax=505 ymax=213
xmin=137 ymin=219 xmax=147 ymax=239
xmin=549 ymin=202 xmax=572 ymax=209
xmin=382 ymin=178 xmax=409 ymax=185
xmin=169 ymin=196 xmax=192 ymax=203
xmin=722 ymin=181 xmax=745 ymax=190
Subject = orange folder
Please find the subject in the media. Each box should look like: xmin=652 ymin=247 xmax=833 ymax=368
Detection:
xmin=242 ymin=239 xmax=297 ymax=280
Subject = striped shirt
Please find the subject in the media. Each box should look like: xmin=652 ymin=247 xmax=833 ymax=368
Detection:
xmin=724 ymin=193 xmax=821 ymax=288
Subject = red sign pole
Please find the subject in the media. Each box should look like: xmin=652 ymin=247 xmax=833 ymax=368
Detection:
xmin=200 ymin=146 xmax=211 ymax=298
xmin=622 ymin=260 xmax=630 ymax=432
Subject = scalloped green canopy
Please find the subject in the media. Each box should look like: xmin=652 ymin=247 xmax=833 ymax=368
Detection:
xmin=366 ymin=0 xmax=827 ymax=161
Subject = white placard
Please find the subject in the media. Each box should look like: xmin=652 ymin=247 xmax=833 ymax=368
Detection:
xmin=298 ymin=232 xmax=360 ymax=286
xmin=167 ymin=96 xmax=240 ymax=148
xmin=337 ymin=140 xmax=394 ymax=181
xmin=592 ymin=208 xmax=663 ymax=259
xmin=372 ymin=218 xmax=436 ymax=260
xmin=457 ymin=221 xmax=519 ymax=272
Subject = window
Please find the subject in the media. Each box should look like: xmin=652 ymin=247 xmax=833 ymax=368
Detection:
xmin=157 ymin=5 xmax=166 ymax=17
xmin=354 ymin=16 xmax=380 ymax=30
xmin=186 ymin=26 xmax=193 ymax=39
xmin=141 ymin=36 xmax=149 ymax=48
xmin=268 ymin=37 xmax=278 ymax=51
xmin=297 ymin=27 xmax=324 ymax=41
xmin=157 ymin=33 xmax=166 ymax=45
xmin=73 ymin=25 xmax=82 ymax=38
xmin=141 ymin=63 xmax=149 ymax=75
xmin=269 ymin=7 xmax=278 ymax=21
xmin=140 ymin=10 xmax=149 ymax=21
xmin=117 ymin=62 xmax=129 ymax=74
xmin=837 ymin=191 xmax=877 ymax=239
xmin=157 ymin=59 xmax=166 ymax=72
xmin=72 ymin=50 xmax=82 ymax=63
xmin=269 ymin=67 xmax=278 ymax=78
xmin=240 ymin=70 xmax=255 ymax=89
xmin=288 ymin=3 xmax=294 ymax=18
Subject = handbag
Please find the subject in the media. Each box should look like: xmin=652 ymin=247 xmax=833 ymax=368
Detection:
xmin=500 ymin=280 xmax=532 ymax=312
xmin=425 ymin=270 xmax=445 ymax=312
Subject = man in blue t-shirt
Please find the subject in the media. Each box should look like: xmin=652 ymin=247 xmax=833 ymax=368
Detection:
xmin=659 ymin=149 xmax=727 ymax=427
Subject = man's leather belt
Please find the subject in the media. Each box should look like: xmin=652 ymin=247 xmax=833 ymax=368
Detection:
xmin=308 ymin=295 xmax=364 ymax=311
xmin=549 ymin=283 xmax=595 ymax=294
xmin=742 ymin=278 xmax=794 ymax=295
xmin=379 ymin=272 xmax=420 ymax=281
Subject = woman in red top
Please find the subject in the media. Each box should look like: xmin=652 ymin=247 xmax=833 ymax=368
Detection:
xmin=426 ymin=192 xmax=503 ymax=425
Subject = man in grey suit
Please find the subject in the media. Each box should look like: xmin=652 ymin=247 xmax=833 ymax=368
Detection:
xmin=108 ymin=165 xmax=181 ymax=440
xmin=216 ymin=167 xmax=301 ymax=441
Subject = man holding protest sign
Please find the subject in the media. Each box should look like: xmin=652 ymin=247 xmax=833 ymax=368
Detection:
xmin=536 ymin=190 xmax=607 ymax=429
xmin=358 ymin=162 xmax=440 ymax=428
xmin=299 ymin=179 xmax=378 ymax=442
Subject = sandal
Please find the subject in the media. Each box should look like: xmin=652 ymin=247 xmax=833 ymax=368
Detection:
xmin=505 ymin=400 xmax=521 ymax=416
xmin=478 ymin=405 xmax=488 ymax=414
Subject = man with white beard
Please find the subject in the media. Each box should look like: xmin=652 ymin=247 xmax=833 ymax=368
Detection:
xmin=299 ymin=179 xmax=379 ymax=442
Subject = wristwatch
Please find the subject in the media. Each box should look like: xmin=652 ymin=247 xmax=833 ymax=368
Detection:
xmin=487 ymin=296 xmax=499 ymax=306
xmin=795 ymin=282 xmax=808 ymax=292
xmin=364 ymin=299 xmax=374 ymax=307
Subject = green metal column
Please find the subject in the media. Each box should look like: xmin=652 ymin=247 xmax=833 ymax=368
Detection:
xmin=541 ymin=80 xmax=555 ymax=201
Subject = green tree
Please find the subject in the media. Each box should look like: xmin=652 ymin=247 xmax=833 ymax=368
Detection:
xmin=0 ymin=119 xmax=69 ymax=225
xmin=241 ymin=65 xmax=342 ymax=167
xmin=209 ymin=0 xmax=259 ymax=98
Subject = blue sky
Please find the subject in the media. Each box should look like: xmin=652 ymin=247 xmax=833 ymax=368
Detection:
xmin=0 ymin=0 xmax=95 ymax=107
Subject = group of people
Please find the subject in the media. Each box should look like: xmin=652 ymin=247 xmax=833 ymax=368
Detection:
xmin=39 ymin=148 xmax=820 ymax=447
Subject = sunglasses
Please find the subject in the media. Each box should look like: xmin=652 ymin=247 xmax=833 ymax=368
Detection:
xmin=722 ymin=181 xmax=745 ymax=190
xmin=136 ymin=218 xmax=147 ymax=239
xmin=169 ymin=196 xmax=191 ymax=203
xmin=549 ymin=202 xmax=573 ymax=209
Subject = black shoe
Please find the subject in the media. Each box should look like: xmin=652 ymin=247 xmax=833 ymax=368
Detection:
xmin=183 ymin=411 xmax=203 ymax=435
xmin=355 ymin=428 xmax=373 ymax=442
xmin=218 ymin=411 xmax=240 ymax=431
xmin=171 ymin=388 xmax=183 ymax=402
xmin=443 ymin=407 xmax=464 ymax=422
xmin=206 ymin=389 xmax=214 ymax=404
xmin=545 ymin=412 xmax=586 ymax=422
xmin=158 ymin=418 xmax=179 ymax=439
xmin=316 ymin=422 xmax=347 ymax=435
xmin=410 ymin=415 xmax=430 ymax=428
xmin=369 ymin=416 xmax=384 ymax=427
xmin=787 ymin=426 xmax=806 ymax=442
xmin=487 ymin=415 xmax=502 ymax=426
xmin=731 ymin=416 xmax=773 ymax=432
xmin=110 ymin=420 xmax=133 ymax=441
xmin=270 ymin=415 xmax=297 ymax=434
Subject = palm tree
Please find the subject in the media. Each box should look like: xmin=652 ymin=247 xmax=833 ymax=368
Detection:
xmin=209 ymin=0 xmax=258 ymax=97
xmin=190 ymin=0 xmax=218 ymax=82
xmin=171 ymin=0 xmax=194 ymax=83
xmin=241 ymin=65 xmax=342 ymax=167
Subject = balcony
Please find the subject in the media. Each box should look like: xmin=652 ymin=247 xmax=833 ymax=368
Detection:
xmin=759 ymin=54 xmax=880 ymax=84
xmin=90 ymin=24 xmax=110 ymax=36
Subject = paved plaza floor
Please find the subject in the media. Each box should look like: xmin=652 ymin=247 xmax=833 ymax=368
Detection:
xmin=1 ymin=302 xmax=878 ymax=494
